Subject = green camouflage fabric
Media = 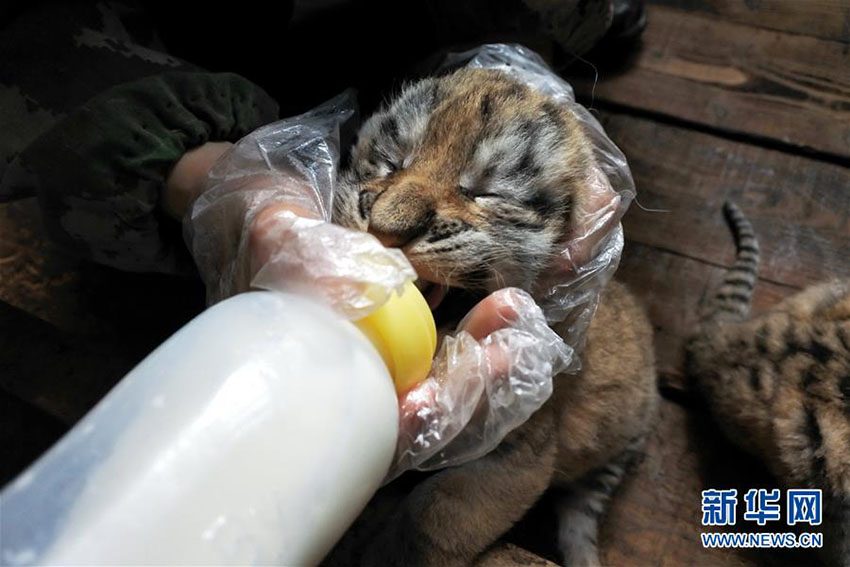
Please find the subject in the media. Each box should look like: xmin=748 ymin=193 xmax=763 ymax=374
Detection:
xmin=24 ymin=72 xmax=278 ymax=274
xmin=1 ymin=2 xmax=278 ymax=274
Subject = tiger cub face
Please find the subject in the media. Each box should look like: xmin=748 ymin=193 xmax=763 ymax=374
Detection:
xmin=334 ymin=68 xmax=594 ymax=305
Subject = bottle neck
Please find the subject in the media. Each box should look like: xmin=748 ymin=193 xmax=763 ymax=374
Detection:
xmin=353 ymin=280 xmax=437 ymax=394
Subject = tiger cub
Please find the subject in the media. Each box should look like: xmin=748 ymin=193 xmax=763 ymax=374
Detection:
xmin=686 ymin=202 xmax=850 ymax=566
xmin=325 ymin=68 xmax=658 ymax=566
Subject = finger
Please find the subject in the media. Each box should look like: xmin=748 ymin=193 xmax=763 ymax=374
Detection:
xmin=163 ymin=142 xmax=233 ymax=219
xmin=397 ymin=329 xmax=514 ymax=434
xmin=459 ymin=289 xmax=523 ymax=340
xmin=397 ymin=379 xmax=439 ymax=434
xmin=582 ymin=177 xmax=618 ymax=216
xmin=481 ymin=341 xmax=512 ymax=379
xmin=249 ymin=201 xmax=321 ymax=276
xmin=253 ymin=200 xmax=319 ymax=229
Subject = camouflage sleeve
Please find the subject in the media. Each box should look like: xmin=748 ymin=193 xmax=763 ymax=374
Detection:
xmin=21 ymin=72 xmax=279 ymax=275
xmin=1 ymin=2 xmax=281 ymax=275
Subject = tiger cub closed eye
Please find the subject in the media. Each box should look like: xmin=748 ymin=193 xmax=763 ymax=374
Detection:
xmin=333 ymin=68 xmax=593 ymax=304
xmin=687 ymin=202 xmax=850 ymax=566
xmin=324 ymin=68 xmax=658 ymax=567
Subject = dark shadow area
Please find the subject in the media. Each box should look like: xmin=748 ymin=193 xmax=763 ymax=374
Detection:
xmin=686 ymin=405 xmax=825 ymax=567
xmin=0 ymin=391 xmax=67 ymax=487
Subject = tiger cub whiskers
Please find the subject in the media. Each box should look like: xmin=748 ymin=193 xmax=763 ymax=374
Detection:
xmin=322 ymin=67 xmax=658 ymax=567
xmin=333 ymin=68 xmax=592 ymax=303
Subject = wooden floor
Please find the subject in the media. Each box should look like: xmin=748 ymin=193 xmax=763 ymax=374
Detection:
xmin=1 ymin=1 xmax=848 ymax=565
xmin=561 ymin=2 xmax=850 ymax=565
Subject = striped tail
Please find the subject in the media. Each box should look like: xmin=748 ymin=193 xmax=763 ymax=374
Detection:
xmin=708 ymin=201 xmax=760 ymax=322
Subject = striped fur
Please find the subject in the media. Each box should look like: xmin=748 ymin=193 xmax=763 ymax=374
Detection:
xmin=557 ymin=434 xmax=648 ymax=566
xmin=333 ymin=68 xmax=592 ymax=292
xmin=323 ymin=70 xmax=658 ymax=567
xmin=324 ymin=282 xmax=657 ymax=567
xmin=687 ymin=203 xmax=850 ymax=566
xmin=707 ymin=202 xmax=761 ymax=322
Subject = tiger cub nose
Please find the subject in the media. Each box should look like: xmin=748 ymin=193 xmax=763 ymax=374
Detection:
xmin=368 ymin=181 xmax=435 ymax=248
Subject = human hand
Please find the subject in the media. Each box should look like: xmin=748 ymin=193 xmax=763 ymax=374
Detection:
xmin=178 ymin=95 xmax=573 ymax=482
xmin=387 ymin=287 xmax=571 ymax=481
xmin=244 ymin=195 xmax=415 ymax=319
xmin=182 ymin=92 xmax=417 ymax=311
xmin=225 ymin=189 xmax=571 ymax=481
xmin=167 ymin=140 xmax=405 ymax=315
xmin=558 ymin=167 xmax=621 ymax=275
xmin=163 ymin=142 xmax=234 ymax=220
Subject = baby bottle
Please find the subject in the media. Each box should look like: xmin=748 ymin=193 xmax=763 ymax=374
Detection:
xmin=0 ymin=282 xmax=436 ymax=566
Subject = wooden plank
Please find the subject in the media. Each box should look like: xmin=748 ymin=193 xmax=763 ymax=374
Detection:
xmin=649 ymin=0 xmax=850 ymax=43
xmin=600 ymin=399 xmax=816 ymax=567
xmin=508 ymin=400 xmax=818 ymax=566
xmin=609 ymin=111 xmax=847 ymax=388
xmin=0 ymin=199 xmax=205 ymax=423
xmin=0 ymin=198 xmax=119 ymax=336
xmin=598 ymin=112 xmax=850 ymax=290
xmin=568 ymin=5 xmax=850 ymax=158
xmin=617 ymin=240 xmax=791 ymax=389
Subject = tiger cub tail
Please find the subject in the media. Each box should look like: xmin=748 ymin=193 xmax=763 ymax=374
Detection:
xmin=706 ymin=201 xmax=761 ymax=323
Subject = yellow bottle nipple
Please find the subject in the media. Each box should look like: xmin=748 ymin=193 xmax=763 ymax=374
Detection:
xmin=354 ymin=280 xmax=437 ymax=394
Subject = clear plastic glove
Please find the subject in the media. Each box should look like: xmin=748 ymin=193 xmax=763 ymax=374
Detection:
xmin=182 ymin=94 xmax=571 ymax=480
xmin=389 ymin=287 xmax=571 ymax=482
xmin=184 ymin=91 xmax=415 ymax=317
xmin=183 ymin=44 xmax=635 ymax=479
xmin=434 ymin=44 xmax=634 ymax=345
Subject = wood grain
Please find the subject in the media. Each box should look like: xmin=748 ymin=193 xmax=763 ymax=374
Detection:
xmin=508 ymin=400 xmax=822 ymax=566
xmin=568 ymin=5 xmax=850 ymax=158
xmin=650 ymin=0 xmax=850 ymax=43
xmin=599 ymin=112 xmax=850 ymax=290
xmin=600 ymin=399 xmax=820 ymax=567
xmin=0 ymin=199 xmax=205 ymax=423
xmin=617 ymin=240 xmax=791 ymax=388
xmin=1 ymin=5 xmax=848 ymax=566
xmin=603 ymin=111 xmax=849 ymax=389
